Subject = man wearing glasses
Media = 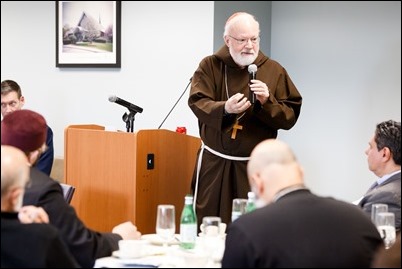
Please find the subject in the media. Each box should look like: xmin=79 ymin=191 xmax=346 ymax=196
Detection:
xmin=1 ymin=79 xmax=54 ymax=176
xmin=188 ymin=12 xmax=303 ymax=228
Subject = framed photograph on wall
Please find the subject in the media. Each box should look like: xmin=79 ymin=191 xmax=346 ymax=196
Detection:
xmin=56 ymin=1 xmax=121 ymax=68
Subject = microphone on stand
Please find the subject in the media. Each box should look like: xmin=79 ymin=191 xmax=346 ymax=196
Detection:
xmin=248 ymin=64 xmax=257 ymax=104
xmin=108 ymin=95 xmax=143 ymax=132
xmin=158 ymin=77 xmax=192 ymax=129
xmin=108 ymin=95 xmax=143 ymax=113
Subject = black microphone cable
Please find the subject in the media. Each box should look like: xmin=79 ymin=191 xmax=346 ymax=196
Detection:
xmin=158 ymin=77 xmax=192 ymax=129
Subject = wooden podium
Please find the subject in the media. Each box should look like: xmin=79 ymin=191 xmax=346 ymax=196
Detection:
xmin=64 ymin=125 xmax=201 ymax=234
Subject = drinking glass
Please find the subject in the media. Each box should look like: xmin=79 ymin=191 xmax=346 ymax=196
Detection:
xmin=371 ymin=203 xmax=388 ymax=224
xmin=201 ymin=216 xmax=223 ymax=266
xmin=202 ymin=216 xmax=221 ymax=237
xmin=231 ymin=198 xmax=247 ymax=222
xmin=156 ymin=204 xmax=175 ymax=248
xmin=375 ymin=212 xmax=396 ymax=249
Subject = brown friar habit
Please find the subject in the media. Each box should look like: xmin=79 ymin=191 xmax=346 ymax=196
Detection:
xmin=188 ymin=45 xmax=302 ymax=227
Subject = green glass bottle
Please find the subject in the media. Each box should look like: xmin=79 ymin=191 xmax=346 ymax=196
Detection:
xmin=245 ymin=191 xmax=257 ymax=213
xmin=179 ymin=195 xmax=197 ymax=249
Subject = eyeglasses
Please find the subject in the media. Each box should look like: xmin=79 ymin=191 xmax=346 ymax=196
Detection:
xmin=228 ymin=35 xmax=260 ymax=45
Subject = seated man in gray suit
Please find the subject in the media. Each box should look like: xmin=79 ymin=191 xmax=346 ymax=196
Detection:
xmin=358 ymin=120 xmax=401 ymax=231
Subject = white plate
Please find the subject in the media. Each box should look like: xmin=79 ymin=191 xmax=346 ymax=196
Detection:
xmin=112 ymin=250 xmax=163 ymax=267
xmin=141 ymin=233 xmax=181 ymax=246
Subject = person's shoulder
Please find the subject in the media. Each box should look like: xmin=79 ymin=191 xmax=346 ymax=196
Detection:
xmin=46 ymin=125 xmax=53 ymax=135
xmin=28 ymin=167 xmax=62 ymax=193
xmin=30 ymin=166 xmax=54 ymax=180
xmin=200 ymin=53 xmax=220 ymax=65
xmin=316 ymin=195 xmax=364 ymax=212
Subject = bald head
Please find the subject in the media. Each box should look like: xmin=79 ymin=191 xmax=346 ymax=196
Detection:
xmin=224 ymin=12 xmax=260 ymax=37
xmin=1 ymin=145 xmax=30 ymax=211
xmin=247 ymin=139 xmax=304 ymax=204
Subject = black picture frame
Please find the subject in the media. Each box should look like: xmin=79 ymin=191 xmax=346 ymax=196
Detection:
xmin=56 ymin=1 xmax=121 ymax=68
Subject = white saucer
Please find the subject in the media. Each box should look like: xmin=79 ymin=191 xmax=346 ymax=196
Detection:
xmin=112 ymin=251 xmax=162 ymax=267
xmin=141 ymin=234 xmax=181 ymax=246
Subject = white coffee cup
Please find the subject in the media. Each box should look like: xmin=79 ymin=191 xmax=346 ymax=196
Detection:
xmin=118 ymin=239 xmax=147 ymax=259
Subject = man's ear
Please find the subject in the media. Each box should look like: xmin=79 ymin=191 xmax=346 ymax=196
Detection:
xmin=27 ymin=150 xmax=39 ymax=166
xmin=382 ymin=147 xmax=392 ymax=161
xmin=251 ymin=173 xmax=264 ymax=196
xmin=19 ymin=95 xmax=25 ymax=108
xmin=224 ymin=36 xmax=231 ymax=47
xmin=7 ymin=186 xmax=23 ymax=211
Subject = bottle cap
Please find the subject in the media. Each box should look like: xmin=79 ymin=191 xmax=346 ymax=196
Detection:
xmin=185 ymin=195 xmax=193 ymax=203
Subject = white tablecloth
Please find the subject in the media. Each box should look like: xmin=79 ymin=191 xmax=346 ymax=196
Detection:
xmin=94 ymin=236 xmax=224 ymax=268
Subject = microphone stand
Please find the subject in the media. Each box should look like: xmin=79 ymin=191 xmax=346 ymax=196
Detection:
xmin=122 ymin=111 xmax=137 ymax=133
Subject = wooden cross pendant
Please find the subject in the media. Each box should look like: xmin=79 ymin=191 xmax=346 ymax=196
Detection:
xmin=231 ymin=120 xmax=243 ymax=139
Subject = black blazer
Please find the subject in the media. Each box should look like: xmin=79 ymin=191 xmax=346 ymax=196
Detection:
xmin=222 ymin=189 xmax=383 ymax=268
xmin=1 ymin=212 xmax=79 ymax=268
xmin=23 ymin=167 xmax=121 ymax=267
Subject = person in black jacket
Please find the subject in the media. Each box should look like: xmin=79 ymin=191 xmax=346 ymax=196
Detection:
xmin=1 ymin=145 xmax=79 ymax=268
xmin=222 ymin=139 xmax=383 ymax=268
xmin=1 ymin=79 xmax=54 ymax=175
xmin=1 ymin=109 xmax=142 ymax=267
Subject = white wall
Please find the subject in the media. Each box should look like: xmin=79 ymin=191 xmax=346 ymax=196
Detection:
xmin=1 ymin=1 xmax=213 ymax=157
xmin=271 ymin=1 xmax=401 ymax=202
xmin=2 ymin=1 xmax=401 ymax=203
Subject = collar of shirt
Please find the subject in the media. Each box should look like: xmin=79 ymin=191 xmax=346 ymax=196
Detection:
xmin=377 ymin=170 xmax=401 ymax=186
xmin=272 ymin=184 xmax=307 ymax=203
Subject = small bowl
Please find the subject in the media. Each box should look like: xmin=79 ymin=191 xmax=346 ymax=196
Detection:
xmin=199 ymin=222 xmax=227 ymax=236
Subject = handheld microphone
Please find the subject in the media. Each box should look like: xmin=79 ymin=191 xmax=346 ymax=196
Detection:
xmin=158 ymin=77 xmax=192 ymax=129
xmin=248 ymin=64 xmax=257 ymax=104
xmin=108 ymin=95 xmax=143 ymax=113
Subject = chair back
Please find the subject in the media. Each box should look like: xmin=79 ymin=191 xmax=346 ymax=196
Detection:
xmin=60 ymin=183 xmax=75 ymax=204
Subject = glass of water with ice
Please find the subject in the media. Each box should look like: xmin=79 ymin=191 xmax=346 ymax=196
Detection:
xmin=375 ymin=212 xmax=396 ymax=249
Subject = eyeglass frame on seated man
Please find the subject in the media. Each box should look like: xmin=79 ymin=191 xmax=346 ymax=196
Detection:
xmin=227 ymin=35 xmax=260 ymax=46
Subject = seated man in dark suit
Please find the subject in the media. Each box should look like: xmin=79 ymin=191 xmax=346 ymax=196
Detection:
xmin=1 ymin=145 xmax=79 ymax=268
xmin=1 ymin=79 xmax=54 ymax=175
xmin=358 ymin=120 xmax=401 ymax=231
xmin=1 ymin=109 xmax=142 ymax=268
xmin=222 ymin=139 xmax=383 ymax=268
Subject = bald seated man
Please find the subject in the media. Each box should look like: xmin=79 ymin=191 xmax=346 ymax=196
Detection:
xmin=1 ymin=145 xmax=79 ymax=268
xmin=222 ymin=139 xmax=383 ymax=268
xmin=1 ymin=109 xmax=141 ymax=267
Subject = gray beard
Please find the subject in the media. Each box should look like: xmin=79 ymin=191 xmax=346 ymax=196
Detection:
xmin=229 ymin=47 xmax=257 ymax=67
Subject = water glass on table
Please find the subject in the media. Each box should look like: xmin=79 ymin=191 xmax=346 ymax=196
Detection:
xmin=201 ymin=216 xmax=223 ymax=266
xmin=231 ymin=198 xmax=247 ymax=222
xmin=375 ymin=212 xmax=396 ymax=249
xmin=156 ymin=204 xmax=176 ymax=248
xmin=371 ymin=203 xmax=388 ymax=224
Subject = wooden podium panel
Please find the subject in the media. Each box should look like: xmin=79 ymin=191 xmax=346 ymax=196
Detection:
xmin=64 ymin=125 xmax=201 ymax=234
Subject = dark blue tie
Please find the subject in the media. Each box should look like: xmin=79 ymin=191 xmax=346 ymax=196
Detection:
xmin=367 ymin=181 xmax=378 ymax=192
